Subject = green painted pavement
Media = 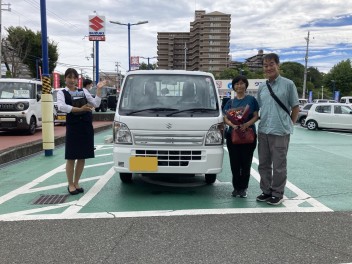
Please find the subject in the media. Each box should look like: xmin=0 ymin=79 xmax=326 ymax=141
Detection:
xmin=0 ymin=125 xmax=351 ymax=221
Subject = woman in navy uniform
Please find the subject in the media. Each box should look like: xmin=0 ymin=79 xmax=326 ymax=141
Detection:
xmin=57 ymin=68 xmax=107 ymax=195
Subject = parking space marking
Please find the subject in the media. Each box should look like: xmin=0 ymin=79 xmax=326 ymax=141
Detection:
xmin=0 ymin=145 xmax=333 ymax=222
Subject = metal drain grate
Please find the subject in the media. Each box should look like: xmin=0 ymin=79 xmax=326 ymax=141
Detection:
xmin=32 ymin=194 xmax=69 ymax=205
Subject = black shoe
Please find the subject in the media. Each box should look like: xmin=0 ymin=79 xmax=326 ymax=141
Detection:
xmin=76 ymin=187 xmax=84 ymax=193
xmin=256 ymin=193 xmax=271 ymax=202
xmin=239 ymin=189 xmax=247 ymax=198
xmin=267 ymin=196 xmax=283 ymax=205
xmin=231 ymin=190 xmax=240 ymax=197
xmin=67 ymin=186 xmax=79 ymax=195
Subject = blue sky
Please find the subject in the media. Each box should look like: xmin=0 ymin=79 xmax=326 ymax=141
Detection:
xmin=2 ymin=0 xmax=352 ymax=76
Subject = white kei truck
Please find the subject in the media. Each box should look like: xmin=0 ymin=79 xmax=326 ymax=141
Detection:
xmin=0 ymin=78 xmax=42 ymax=135
xmin=113 ymin=70 xmax=225 ymax=184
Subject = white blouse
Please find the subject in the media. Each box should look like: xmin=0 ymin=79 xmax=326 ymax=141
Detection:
xmin=57 ymin=87 xmax=101 ymax=113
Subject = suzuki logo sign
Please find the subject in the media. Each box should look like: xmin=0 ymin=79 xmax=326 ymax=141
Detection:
xmin=88 ymin=15 xmax=106 ymax=41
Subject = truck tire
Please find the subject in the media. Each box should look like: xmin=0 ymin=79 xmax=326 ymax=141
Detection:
xmin=205 ymin=174 xmax=216 ymax=184
xmin=120 ymin=173 xmax=133 ymax=183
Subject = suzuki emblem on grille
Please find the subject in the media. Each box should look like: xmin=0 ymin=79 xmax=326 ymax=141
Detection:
xmin=166 ymin=123 xmax=172 ymax=129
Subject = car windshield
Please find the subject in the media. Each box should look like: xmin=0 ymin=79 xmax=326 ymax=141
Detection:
xmin=0 ymin=82 xmax=36 ymax=99
xmin=118 ymin=74 xmax=219 ymax=117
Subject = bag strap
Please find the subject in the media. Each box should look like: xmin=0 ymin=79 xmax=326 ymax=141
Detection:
xmin=266 ymin=81 xmax=290 ymax=116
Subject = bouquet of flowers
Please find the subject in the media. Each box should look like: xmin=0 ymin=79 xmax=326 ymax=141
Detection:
xmin=226 ymin=105 xmax=250 ymax=125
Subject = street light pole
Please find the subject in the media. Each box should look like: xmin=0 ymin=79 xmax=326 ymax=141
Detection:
xmin=110 ymin=20 xmax=148 ymax=71
xmin=302 ymin=31 xmax=310 ymax=99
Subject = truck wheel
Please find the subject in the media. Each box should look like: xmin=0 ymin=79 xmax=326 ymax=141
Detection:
xmin=28 ymin=117 xmax=36 ymax=135
xmin=100 ymin=101 xmax=108 ymax=112
xmin=120 ymin=173 xmax=132 ymax=183
xmin=205 ymin=174 xmax=216 ymax=184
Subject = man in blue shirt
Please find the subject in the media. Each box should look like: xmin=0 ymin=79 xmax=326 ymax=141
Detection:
xmin=256 ymin=53 xmax=300 ymax=205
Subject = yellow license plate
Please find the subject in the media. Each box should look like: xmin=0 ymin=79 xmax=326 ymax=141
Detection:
xmin=129 ymin=157 xmax=158 ymax=172
xmin=57 ymin=115 xmax=66 ymax=120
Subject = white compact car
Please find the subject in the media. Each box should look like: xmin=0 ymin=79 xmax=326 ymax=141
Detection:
xmin=305 ymin=103 xmax=352 ymax=131
xmin=0 ymin=78 xmax=42 ymax=134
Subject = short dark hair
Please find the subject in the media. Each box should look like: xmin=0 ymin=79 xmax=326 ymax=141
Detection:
xmin=263 ymin=53 xmax=280 ymax=64
xmin=64 ymin=68 xmax=79 ymax=78
xmin=232 ymin=75 xmax=249 ymax=90
xmin=83 ymin=79 xmax=93 ymax=87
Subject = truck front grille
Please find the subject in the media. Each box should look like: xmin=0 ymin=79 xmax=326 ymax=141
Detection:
xmin=134 ymin=134 xmax=204 ymax=146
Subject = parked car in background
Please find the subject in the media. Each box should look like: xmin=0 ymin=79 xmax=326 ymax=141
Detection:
xmin=0 ymin=78 xmax=42 ymax=134
xmin=305 ymin=103 xmax=352 ymax=131
xmin=312 ymin=99 xmax=337 ymax=103
xmin=89 ymin=86 xmax=117 ymax=112
xmin=52 ymin=89 xmax=66 ymax=124
xmin=340 ymin=96 xmax=352 ymax=107
xmin=297 ymin=103 xmax=314 ymax=126
xmin=298 ymin=98 xmax=308 ymax=110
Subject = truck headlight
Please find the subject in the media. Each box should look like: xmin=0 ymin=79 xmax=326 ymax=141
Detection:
xmin=205 ymin=123 xmax=224 ymax=145
xmin=113 ymin=121 xmax=132 ymax=144
xmin=15 ymin=102 xmax=29 ymax=111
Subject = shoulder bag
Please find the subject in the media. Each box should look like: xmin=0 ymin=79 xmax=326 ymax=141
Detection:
xmin=231 ymin=127 xmax=255 ymax=145
xmin=266 ymin=80 xmax=290 ymax=116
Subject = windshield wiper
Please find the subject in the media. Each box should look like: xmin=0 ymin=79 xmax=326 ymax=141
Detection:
xmin=166 ymin=108 xmax=216 ymax=116
xmin=126 ymin=107 xmax=178 ymax=115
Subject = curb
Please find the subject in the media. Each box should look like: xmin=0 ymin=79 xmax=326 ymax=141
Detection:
xmin=0 ymin=124 xmax=112 ymax=166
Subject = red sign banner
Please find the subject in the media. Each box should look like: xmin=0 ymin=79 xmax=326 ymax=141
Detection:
xmin=78 ymin=75 xmax=83 ymax=88
xmin=52 ymin=72 xmax=60 ymax=88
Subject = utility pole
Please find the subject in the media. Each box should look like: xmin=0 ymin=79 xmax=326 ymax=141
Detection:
xmin=184 ymin=42 xmax=187 ymax=70
xmin=302 ymin=31 xmax=310 ymax=99
xmin=0 ymin=1 xmax=11 ymax=78
xmin=115 ymin=61 xmax=120 ymax=89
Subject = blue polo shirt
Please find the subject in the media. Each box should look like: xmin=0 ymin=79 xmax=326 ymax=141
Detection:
xmin=256 ymin=75 xmax=299 ymax=135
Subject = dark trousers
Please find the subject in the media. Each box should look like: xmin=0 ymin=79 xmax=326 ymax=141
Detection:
xmin=226 ymin=133 xmax=257 ymax=191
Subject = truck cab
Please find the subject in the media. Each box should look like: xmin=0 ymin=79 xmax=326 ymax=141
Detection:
xmin=113 ymin=70 xmax=224 ymax=184
xmin=0 ymin=78 xmax=42 ymax=134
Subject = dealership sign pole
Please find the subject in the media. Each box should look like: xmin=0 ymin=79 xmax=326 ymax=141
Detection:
xmin=89 ymin=15 xmax=106 ymax=84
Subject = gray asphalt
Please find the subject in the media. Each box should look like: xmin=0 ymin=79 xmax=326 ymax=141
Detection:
xmin=1 ymin=212 xmax=352 ymax=264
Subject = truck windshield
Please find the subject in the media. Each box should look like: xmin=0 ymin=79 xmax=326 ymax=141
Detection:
xmin=0 ymin=82 xmax=36 ymax=99
xmin=119 ymin=74 xmax=219 ymax=116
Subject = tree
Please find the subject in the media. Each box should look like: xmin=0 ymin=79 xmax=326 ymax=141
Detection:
xmin=139 ymin=62 xmax=156 ymax=70
xmin=217 ymin=68 xmax=238 ymax=79
xmin=280 ymin=62 xmax=304 ymax=94
xmin=3 ymin=26 xmax=59 ymax=78
xmin=306 ymin=67 xmax=324 ymax=99
xmin=323 ymin=59 xmax=352 ymax=97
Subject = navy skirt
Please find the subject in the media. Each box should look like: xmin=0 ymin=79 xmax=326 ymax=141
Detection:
xmin=65 ymin=119 xmax=94 ymax=160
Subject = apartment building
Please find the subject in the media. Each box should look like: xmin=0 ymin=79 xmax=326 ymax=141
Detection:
xmin=157 ymin=10 xmax=231 ymax=75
